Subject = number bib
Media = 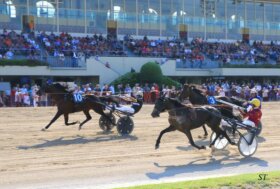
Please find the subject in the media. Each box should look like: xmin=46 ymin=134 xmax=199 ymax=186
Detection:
xmin=73 ymin=93 xmax=83 ymax=103
xmin=207 ymin=96 xmax=217 ymax=105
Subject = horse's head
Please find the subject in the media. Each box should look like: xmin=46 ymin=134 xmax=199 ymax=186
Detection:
xmin=178 ymin=84 xmax=193 ymax=101
xmin=43 ymin=83 xmax=68 ymax=95
xmin=151 ymin=93 xmax=167 ymax=118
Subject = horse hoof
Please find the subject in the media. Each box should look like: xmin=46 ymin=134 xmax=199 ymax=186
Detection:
xmin=41 ymin=128 xmax=46 ymax=131
xmin=78 ymin=126 xmax=82 ymax=130
xmin=200 ymin=146 xmax=206 ymax=150
xmin=155 ymin=145 xmax=159 ymax=150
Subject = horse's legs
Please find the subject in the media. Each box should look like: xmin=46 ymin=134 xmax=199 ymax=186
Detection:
xmin=202 ymin=124 xmax=208 ymax=137
xmin=79 ymin=110 xmax=92 ymax=130
xmin=42 ymin=111 xmax=62 ymax=131
xmin=184 ymin=129 xmax=206 ymax=150
xmin=155 ymin=125 xmax=176 ymax=149
xmin=209 ymin=132 xmax=221 ymax=147
xmin=64 ymin=113 xmax=79 ymax=126
xmin=210 ymin=127 xmax=235 ymax=147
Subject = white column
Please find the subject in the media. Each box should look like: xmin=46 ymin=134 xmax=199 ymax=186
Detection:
xmin=160 ymin=0 xmax=162 ymax=37
xmin=136 ymin=0 xmax=138 ymax=36
xmin=204 ymin=0 xmax=206 ymax=40
xmin=27 ymin=0 xmax=30 ymax=15
xmin=84 ymin=0 xmax=87 ymax=33
xmin=56 ymin=0 xmax=59 ymax=33
xmin=225 ymin=0 xmax=227 ymax=40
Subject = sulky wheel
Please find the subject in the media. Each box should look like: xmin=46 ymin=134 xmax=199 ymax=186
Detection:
xmin=238 ymin=132 xmax=258 ymax=158
xmin=117 ymin=116 xmax=134 ymax=136
xmin=256 ymin=121 xmax=262 ymax=136
xmin=210 ymin=132 xmax=229 ymax=150
xmin=99 ymin=113 xmax=116 ymax=132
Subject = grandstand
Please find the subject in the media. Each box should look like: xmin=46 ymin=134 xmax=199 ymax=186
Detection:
xmin=0 ymin=0 xmax=280 ymax=85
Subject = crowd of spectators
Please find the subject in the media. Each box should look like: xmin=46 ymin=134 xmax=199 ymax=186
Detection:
xmin=0 ymin=83 xmax=41 ymax=107
xmin=2 ymin=29 xmax=280 ymax=66
xmin=201 ymin=80 xmax=280 ymax=102
xmin=1 ymin=80 xmax=280 ymax=108
xmin=37 ymin=31 xmax=126 ymax=60
xmin=124 ymin=35 xmax=280 ymax=65
xmin=0 ymin=29 xmax=40 ymax=60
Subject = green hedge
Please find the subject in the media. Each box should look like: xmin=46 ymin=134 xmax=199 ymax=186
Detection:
xmin=111 ymin=62 xmax=181 ymax=88
xmin=139 ymin=62 xmax=163 ymax=84
xmin=0 ymin=59 xmax=48 ymax=66
xmin=161 ymin=76 xmax=181 ymax=88
xmin=110 ymin=72 xmax=139 ymax=87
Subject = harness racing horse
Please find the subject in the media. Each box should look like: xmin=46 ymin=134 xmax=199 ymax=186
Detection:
xmin=178 ymin=84 xmax=243 ymax=119
xmin=151 ymin=94 xmax=235 ymax=150
xmin=179 ymin=84 xmax=245 ymax=107
xmin=40 ymin=83 xmax=116 ymax=131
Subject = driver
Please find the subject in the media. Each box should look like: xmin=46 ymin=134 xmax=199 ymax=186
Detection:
xmin=243 ymin=88 xmax=262 ymax=109
xmin=112 ymin=95 xmax=143 ymax=114
xmin=239 ymin=98 xmax=262 ymax=128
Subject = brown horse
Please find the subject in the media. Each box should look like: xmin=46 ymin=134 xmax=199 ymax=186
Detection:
xmin=151 ymin=94 xmax=235 ymax=150
xmin=40 ymin=83 xmax=116 ymax=131
xmin=178 ymin=84 xmax=244 ymax=135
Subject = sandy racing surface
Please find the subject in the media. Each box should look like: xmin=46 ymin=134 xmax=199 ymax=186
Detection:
xmin=1 ymin=102 xmax=280 ymax=189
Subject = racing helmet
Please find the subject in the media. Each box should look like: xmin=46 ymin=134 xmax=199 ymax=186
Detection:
xmin=249 ymin=98 xmax=261 ymax=108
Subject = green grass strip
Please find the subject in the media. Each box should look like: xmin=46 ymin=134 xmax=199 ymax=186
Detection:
xmin=117 ymin=171 xmax=280 ymax=189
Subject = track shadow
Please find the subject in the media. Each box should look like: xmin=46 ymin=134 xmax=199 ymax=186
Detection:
xmin=17 ymin=135 xmax=138 ymax=150
xmin=257 ymin=136 xmax=266 ymax=143
xmin=176 ymin=139 xmax=209 ymax=152
xmin=146 ymin=156 xmax=268 ymax=180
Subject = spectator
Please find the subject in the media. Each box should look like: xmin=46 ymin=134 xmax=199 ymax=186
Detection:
xmin=124 ymin=84 xmax=132 ymax=96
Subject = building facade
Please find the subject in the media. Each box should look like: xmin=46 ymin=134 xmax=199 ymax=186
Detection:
xmin=0 ymin=0 xmax=280 ymax=40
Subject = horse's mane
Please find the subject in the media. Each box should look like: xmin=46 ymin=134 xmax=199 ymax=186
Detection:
xmin=168 ymin=97 xmax=187 ymax=108
xmin=190 ymin=86 xmax=207 ymax=98
xmin=52 ymin=83 xmax=69 ymax=93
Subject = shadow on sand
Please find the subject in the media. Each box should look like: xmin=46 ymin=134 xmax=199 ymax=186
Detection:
xmin=17 ymin=134 xmax=138 ymax=150
xmin=146 ymin=155 xmax=268 ymax=180
xmin=176 ymin=138 xmax=210 ymax=152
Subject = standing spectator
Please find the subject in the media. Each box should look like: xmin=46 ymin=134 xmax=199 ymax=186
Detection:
xmin=143 ymin=83 xmax=151 ymax=103
xmin=244 ymin=86 xmax=251 ymax=100
xmin=170 ymin=86 xmax=177 ymax=98
xmin=117 ymin=84 xmax=124 ymax=95
xmin=102 ymin=84 xmax=112 ymax=96
xmin=235 ymin=85 xmax=242 ymax=98
xmin=262 ymin=87 xmax=269 ymax=102
xmin=109 ymin=84 xmax=115 ymax=95
xmin=32 ymin=84 xmax=40 ymax=107
xmin=150 ymin=86 xmax=157 ymax=103
xmin=0 ymin=92 xmax=4 ymax=107
xmin=218 ymin=88 xmax=225 ymax=97
xmin=132 ymin=83 xmax=140 ymax=97
xmin=72 ymin=50 xmax=78 ymax=67
xmin=124 ymin=84 xmax=132 ymax=96
xmin=93 ymin=84 xmax=101 ymax=96
xmin=162 ymin=86 xmax=171 ymax=98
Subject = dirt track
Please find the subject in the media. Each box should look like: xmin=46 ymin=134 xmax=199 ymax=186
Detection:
xmin=0 ymin=102 xmax=280 ymax=189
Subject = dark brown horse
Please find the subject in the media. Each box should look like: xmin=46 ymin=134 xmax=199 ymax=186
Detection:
xmin=40 ymin=83 xmax=116 ymax=131
xmin=179 ymin=84 xmax=245 ymax=108
xmin=151 ymin=95 xmax=235 ymax=150
xmin=178 ymin=84 xmax=244 ymax=134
